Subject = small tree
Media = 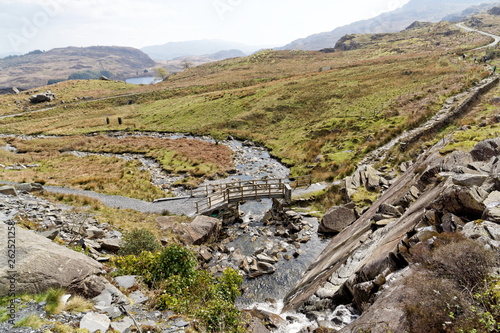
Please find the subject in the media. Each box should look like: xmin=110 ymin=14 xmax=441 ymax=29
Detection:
xmin=155 ymin=67 xmax=169 ymax=81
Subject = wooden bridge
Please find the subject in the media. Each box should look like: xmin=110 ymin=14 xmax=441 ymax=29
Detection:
xmin=193 ymin=176 xmax=312 ymax=214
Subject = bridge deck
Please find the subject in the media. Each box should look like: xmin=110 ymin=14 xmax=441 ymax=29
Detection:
xmin=194 ymin=176 xmax=310 ymax=214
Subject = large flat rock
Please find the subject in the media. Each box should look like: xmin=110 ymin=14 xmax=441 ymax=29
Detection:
xmin=0 ymin=223 xmax=103 ymax=297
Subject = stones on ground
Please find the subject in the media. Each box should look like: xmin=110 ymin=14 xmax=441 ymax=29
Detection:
xmin=80 ymin=312 xmax=110 ymax=333
xmin=319 ymin=205 xmax=357 ymax=234
xmin=111 ymin=317 xmax=134 ymax=333
xmin=115 ymin=275 xmax=137 ymax=290
xmin=129 ymin=291 xmax=148 ymax=305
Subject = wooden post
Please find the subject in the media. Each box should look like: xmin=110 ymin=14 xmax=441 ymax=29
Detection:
xmin=196 ymin=202 xmax=199 ymax=214
xmin=209 ymin=196 xmax=212 ymax=209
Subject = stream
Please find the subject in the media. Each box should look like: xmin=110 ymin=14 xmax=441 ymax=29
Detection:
xmin=0 ymin=132 xmax=329 ymax=331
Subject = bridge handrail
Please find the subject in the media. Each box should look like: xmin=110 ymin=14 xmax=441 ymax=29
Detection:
xmin=190 ymin=175 xmax=311 ymax=198
xmin=194 ymin=175 xmax=310 ymax=214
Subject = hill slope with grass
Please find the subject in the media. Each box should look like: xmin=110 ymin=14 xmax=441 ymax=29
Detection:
xmin=0 ymin=46 xmax=157 ymax=90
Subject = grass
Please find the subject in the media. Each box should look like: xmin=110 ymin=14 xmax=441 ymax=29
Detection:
xmin=13 ymin=314 xmax=44 ymax=329
xmin=40 ymin=191 xmax=189 ymax=241
xmin=0 ymin=134 xmax=233 ymax=201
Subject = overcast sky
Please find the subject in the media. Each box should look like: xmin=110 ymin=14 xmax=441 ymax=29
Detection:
xmin=0 ymin=0 xmax=410 ymax=54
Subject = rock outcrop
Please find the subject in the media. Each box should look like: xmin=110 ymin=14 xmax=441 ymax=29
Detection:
xmin=29 ymin=90 xmax=55 ymax=103
xmin=283 ymin=137 xmax=500 ymax=328
xmin=0 ymin=223 xmax=103 ymax=297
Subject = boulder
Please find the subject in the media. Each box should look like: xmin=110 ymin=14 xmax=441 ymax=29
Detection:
xmin=319 ymin=206 xmax=357 ymax=234
xmin=16 ymin=183 xmax=43 ymax=193
xmin=0 ymin=223 xmax=103 ymax=297
xmin=29 ymin=90 xmax=55 ymax=104
xmin=452 ymin=174 xmax=488 ymax=187
xmin=430 ymin=185 xmax=485 ymax=220
xmin=365 ymin=165 xmax=381 ymax=190
xmin=100 ymin=238 xmax=122 ymax=252
xmin=0 ymin=186 xmax=17 ymax=196
xmin=470 ymin=138 xmax=500 ymax=161
xmin=80 ymin=312 xmax=110 ymax=333
xmin=377 ymin=204 xmax=402 ymax=218
xmin=182 ymin=216 xmax=219 ymax=245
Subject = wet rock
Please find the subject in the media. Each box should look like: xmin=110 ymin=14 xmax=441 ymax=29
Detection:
xmin=319 ymin=206 xmax=357 ymax=234
xmin=80 ymin=312 xmax=110 ymax=333
xmin=247 ymin=308 xmax=286 ymax=329
xmin=198 ymin=245 xmax=214 ymax=262
xmin=256 ymin=253 xmax=278 ymax=264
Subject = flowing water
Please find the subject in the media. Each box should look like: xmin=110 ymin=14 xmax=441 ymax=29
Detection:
xmin=0 ymin=132 xmax=329 ymax=331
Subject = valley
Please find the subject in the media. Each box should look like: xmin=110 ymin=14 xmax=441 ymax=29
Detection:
xmin=1 ymin=8 xmax=500 ymax=333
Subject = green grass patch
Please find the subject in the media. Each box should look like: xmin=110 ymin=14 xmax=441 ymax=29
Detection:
xmin=13 ymin=314 xmax=44 ymax=329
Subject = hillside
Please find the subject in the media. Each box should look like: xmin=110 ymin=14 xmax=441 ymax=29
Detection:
xmin=0 ymin=46 xmax=157 ymax=90
xmin=0 ymin=10 xmax=500 ymax=333
xmin=279 ymin=0 xmax=500 ymax=50
xmin=0 ymin=19 xmax=495 ymax=180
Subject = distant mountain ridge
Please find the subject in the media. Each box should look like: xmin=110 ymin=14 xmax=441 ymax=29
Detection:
xmin=0 ymin=46 xmax=157 ymax=89
xmin=278 ymin=0 xmax=500 ymax=50
xmin=141 ymin=39 xmax=261 ymax=60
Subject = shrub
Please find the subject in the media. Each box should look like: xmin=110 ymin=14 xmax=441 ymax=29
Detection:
xmin=404 ymin=272 xmax=469 ymax=333
xmin=158 ymin=268 xmax=244 ymax=333
xmin=153 ymin=244 xmax=197 ymax=282
xmin=118 ymin=228 xmax=160 ymax=256
xmin=114 ymin=251 xmax=159 ymax=283
xmin=411 ymin=233 xmax=497 ymax=292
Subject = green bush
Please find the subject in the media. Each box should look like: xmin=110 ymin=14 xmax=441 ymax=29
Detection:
xmin=153 ymin=244 xmax=197 ymax=281
xmin=158 ymin=268 xmax=244 ymax=333
xmin=118 ymin=228 xmax=160 ymax=256
xmin=114 ymin=245 xmax=244 ymax=332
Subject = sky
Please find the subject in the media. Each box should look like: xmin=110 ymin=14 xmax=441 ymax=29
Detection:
xmin=0 ymin=0 xmax=410 ymax=54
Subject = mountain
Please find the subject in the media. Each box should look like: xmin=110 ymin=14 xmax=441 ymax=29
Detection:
xmin=279 ymin=0 xmax=500 ymax=50
xmin=442 ymin=2 xmax=500 ymax=21
xmin=0 ymin=46 xmax=157 ymax=89
xmin=162 ymin=49 xmax=247 ymax=74
xmin=141 ymin=39 xmax=261 ymax=61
